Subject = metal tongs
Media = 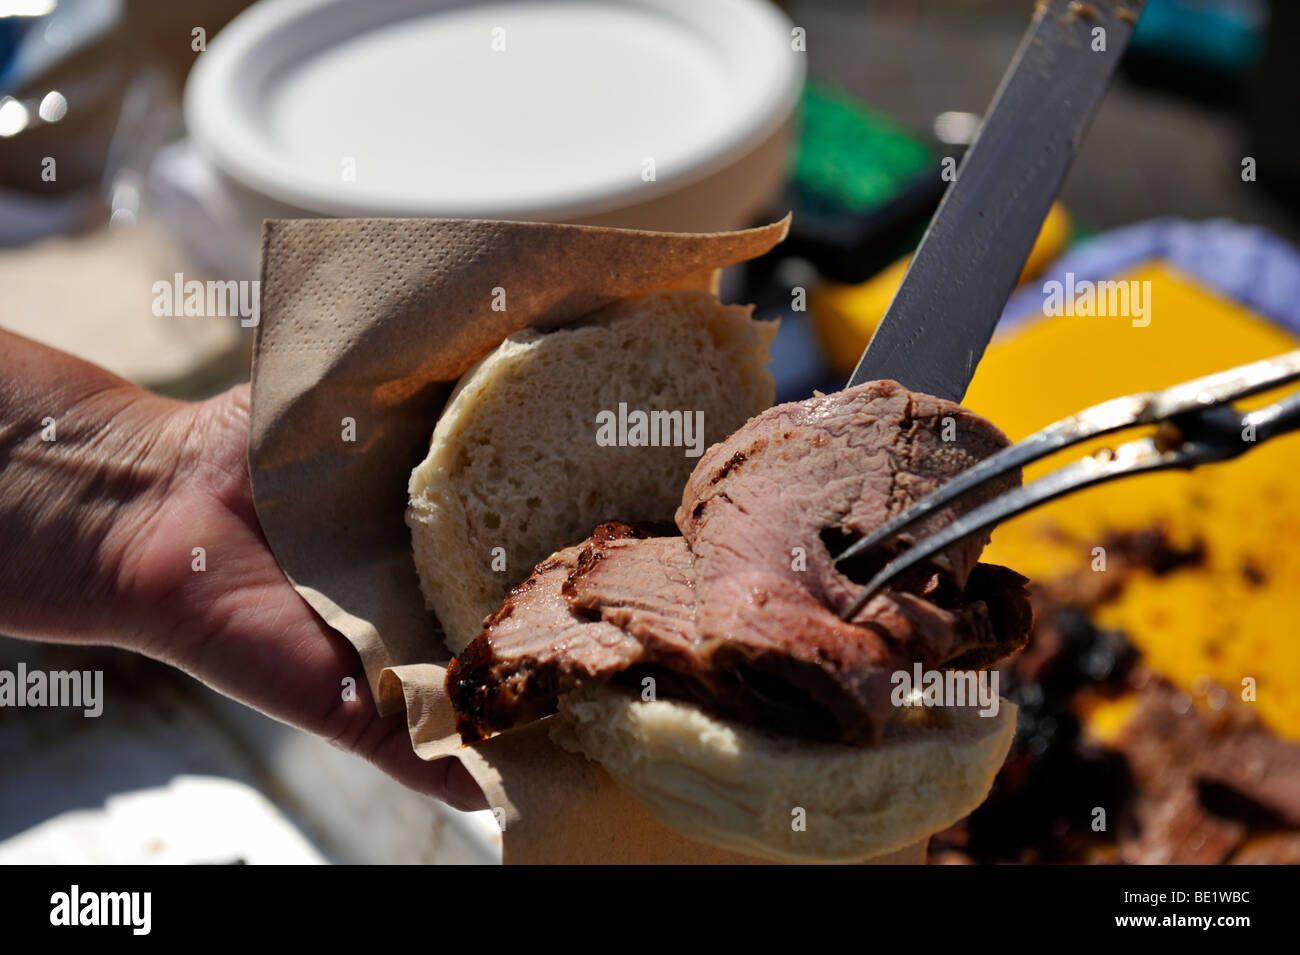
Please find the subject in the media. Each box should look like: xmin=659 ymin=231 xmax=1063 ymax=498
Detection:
xmin=838 ymin=350 xmax=1300 ymax=619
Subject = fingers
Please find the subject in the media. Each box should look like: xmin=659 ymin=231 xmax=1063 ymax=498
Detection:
xmin=175 ymin=380 xmax=491 ymax=814
xmin=342 ymin=711 xmax=489 ymax=811
xmin=435 ymin=756 xmax=491 ymax=812
xmin=311 ymin=657 xmax=489 ymax=812
xmin=168 ymin=586 xmax=489 ymax=812
xmin=371 ymin=727 xmax=490 ymax=812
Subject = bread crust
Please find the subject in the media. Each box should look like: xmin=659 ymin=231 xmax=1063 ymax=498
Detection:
xmin=552 ymin=683 xmax=1016 ymax=863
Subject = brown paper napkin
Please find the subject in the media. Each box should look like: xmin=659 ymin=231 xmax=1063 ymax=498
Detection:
xmin=250 ymin=216 xmax=890 ymax=863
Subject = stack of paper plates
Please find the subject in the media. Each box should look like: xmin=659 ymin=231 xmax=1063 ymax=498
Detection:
xmin=185 ymin=0 xmax=804 ymax=231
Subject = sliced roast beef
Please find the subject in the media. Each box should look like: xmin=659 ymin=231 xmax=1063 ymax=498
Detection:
xmin=447 ymin=522 xmax=652 ymax=740
xmin=572 ymin=553 xmax=1028 ymax=743
xmin=662 ymin=379 xmax=1027 ymax=742
xmin=678 ymin=379 xmax=1018 ymax=620
xmin=1114 ymin=678 xmax=1300 ymax=863
xmin=447 ymin=380 xmax=1033 ymax=744
xmin=563 ymin=534 xmax=697 ymax=662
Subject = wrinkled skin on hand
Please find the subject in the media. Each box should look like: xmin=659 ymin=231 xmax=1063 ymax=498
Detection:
xmin=0 ymin=333 xmax=484 ymax=810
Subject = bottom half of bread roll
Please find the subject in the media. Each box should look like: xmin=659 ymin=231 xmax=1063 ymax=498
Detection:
xmin=551 ymin=684 xmax=1016 ymax=863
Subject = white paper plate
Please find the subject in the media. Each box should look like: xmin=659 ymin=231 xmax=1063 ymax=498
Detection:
xmin=184 ymin=0 xmax=803 ymax=222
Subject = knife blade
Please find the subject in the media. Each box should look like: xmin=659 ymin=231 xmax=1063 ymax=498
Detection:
xmin=846 ymin=0 xmax=1145 ymax=401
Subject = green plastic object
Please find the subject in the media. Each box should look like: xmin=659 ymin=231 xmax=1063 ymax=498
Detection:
xmin=791 ymin=80 xmax=933 ymax=217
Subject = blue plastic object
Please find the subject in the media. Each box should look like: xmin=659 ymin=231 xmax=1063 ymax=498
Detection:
xmin=1000 ymin=218 xmax=1300 ymax=335
xmin=1129 ymin=0 xmax=1264 ymax=75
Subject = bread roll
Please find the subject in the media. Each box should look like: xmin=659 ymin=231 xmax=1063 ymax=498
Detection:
xmin=407 ymin=289 xmax=777 ymax=652
xmin=410 ymin=288 xmax=1017 ymax=863
xmin=552 ymin=684 xmax=1017 ymax=863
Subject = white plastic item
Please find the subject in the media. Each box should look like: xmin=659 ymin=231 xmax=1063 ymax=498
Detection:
xmin=184 ymin=0 xmax=803 ymax=231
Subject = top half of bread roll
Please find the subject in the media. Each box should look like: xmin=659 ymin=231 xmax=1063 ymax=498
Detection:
xmin=407 ymin=288 xmax=778 ymax=653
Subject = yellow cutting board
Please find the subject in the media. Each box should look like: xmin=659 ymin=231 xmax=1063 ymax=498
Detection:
xmin=962 ymin=261 xmax=1300 ymax=740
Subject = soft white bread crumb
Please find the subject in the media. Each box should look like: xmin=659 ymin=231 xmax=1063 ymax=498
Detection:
xmin=407 ymin=289 xmax=777 ymax=652
xmin=551 ymin=684 xmax=1017 ymax=863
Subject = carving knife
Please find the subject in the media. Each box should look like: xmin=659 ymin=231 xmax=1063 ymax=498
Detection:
xmin=846 ymin=0 xmax=1146 ymax=401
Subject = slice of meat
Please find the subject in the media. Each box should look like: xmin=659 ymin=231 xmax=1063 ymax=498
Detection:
xmin=447 ymin=381 xmax=1034 ymax=744
xmin=669 ymin=380 xmax=1028 ymax=742
xmin=565 ymin=533 xmax=890 ymax=740
xmin=677 ymin=380 xmax=1019 ymax=619
xmin=563 ymin=534 xmax=697 ymax=663
xmin=568 ymin=543 xmax=1030 ymax=744
xmin=447 ymin=522 xmax=651 ymax=741
xmin=942 ymin=563 xmax=1036 ymax=669
xmin=1113 ymin=677 xmax=1300 ymax=864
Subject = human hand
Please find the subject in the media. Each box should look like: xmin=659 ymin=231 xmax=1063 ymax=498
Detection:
xmin=0 ymin=333 xmax=484 ymax=811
